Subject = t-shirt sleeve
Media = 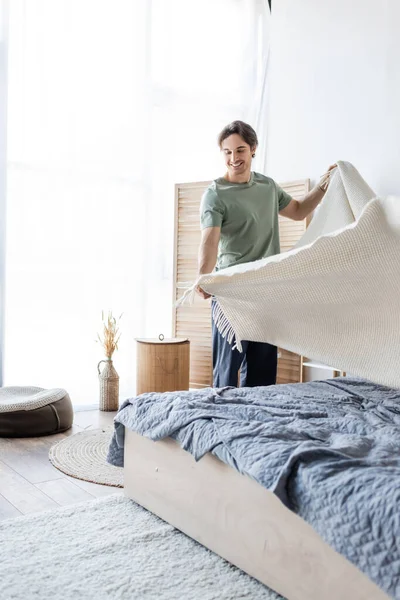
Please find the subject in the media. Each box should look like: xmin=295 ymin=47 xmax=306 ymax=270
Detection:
xmin=200 ymin=188 xmax=224 ymax=229
xmin=275 ymin=183 xmax=293 ymax=211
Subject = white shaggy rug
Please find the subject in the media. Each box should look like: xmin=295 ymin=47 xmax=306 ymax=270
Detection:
xmin=0 ymin=494 xmax=283 ymax=600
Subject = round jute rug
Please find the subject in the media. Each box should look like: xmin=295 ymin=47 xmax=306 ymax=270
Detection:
xmin=49 ymin=428 xmax=123 ymax=487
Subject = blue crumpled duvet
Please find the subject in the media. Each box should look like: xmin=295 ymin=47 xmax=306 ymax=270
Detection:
xmin=108 ymin=377 xmax=400 ymax=598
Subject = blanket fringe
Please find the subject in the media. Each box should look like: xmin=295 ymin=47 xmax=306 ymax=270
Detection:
xmin=175 ymin=281 xmax=198 ymax=307
xmin=212 ymin=301 xmax=242 ymax=353
xmin=176 ymin=280 xmax=243 ymax=353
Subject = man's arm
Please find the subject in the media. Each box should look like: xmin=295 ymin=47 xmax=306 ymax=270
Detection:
xmin=280 ymin=164 xmax=337 ymax=222
xmin=196 ymin=226 xmax=220 ymax=299
xmin=280 ymin=185 xmax=326 ymax=221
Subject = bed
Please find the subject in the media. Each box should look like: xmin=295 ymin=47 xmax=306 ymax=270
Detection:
xmin=108 ymin=378 xmax=400 ymax=599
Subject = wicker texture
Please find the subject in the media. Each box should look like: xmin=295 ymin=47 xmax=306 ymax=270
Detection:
xmin=0 ymin=387 xmax=68 ymax=413
xmin=98 ymin=359 xmax=119 ymax=411
xmin=136 ymin=339 xmax=190 ymax=395
xmin=49 ymin=428 xmax=123 ymax=487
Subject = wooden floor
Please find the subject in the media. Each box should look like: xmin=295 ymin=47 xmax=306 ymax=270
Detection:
xmin=0 ymin=409 xmax=123 ymax=522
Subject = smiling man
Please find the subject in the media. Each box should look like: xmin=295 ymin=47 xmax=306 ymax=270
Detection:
xmin=197 ymin=120 xmax=335 ymax=388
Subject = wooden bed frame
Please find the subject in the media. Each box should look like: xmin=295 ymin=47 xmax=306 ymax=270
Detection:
xmin=124 ymin=429 xmax=390 ymax=600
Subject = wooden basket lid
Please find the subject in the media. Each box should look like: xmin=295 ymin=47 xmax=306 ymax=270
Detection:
xmin=135 ymin=335 xmax=189 ymax=345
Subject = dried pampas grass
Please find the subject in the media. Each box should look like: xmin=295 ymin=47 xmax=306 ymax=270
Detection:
xmin=97 ymin=311 xmax=122 ymax=359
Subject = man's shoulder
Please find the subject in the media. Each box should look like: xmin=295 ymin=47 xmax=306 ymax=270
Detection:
xmin=201 ymin=182 xmax=220 ymax=209
xmin=205 ymin=180 xmax=218 ymax=193
xmin=202 ymin=181 xmax=218 ymax=199
xmin=252 ymin=172 xmax=276 ymax=187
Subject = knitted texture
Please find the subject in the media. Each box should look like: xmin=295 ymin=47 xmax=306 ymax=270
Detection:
xmin=0 ymin=386 xmax=68 ymax=413
xmin=197 ymin=162 xmax=400 ymax=388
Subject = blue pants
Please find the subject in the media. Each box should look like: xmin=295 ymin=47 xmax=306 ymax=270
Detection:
xmin=212 ymin=310 xmax=277 ymax=388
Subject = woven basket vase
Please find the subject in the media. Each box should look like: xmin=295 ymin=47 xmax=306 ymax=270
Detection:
xmin=98 ymin=359 xmax=119 ymax=411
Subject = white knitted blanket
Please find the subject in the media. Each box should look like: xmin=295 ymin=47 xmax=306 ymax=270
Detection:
xmin=194 ymin=162 xmax=400 ymax=388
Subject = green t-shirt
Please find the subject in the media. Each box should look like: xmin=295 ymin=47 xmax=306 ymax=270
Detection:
xmin=200 ymin=171 xmax=292 ymax=270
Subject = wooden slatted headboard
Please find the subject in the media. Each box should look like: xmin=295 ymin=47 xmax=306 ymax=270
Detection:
xmin=172 ymin=178 xmax=310 ymax=388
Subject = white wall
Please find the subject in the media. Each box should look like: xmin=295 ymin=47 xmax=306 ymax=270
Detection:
xmin=267 ymin=0 xmax=400 ymax=196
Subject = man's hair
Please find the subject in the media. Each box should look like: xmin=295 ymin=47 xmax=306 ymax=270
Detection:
xmin=217 ymin=120 xmax=258 ymax=149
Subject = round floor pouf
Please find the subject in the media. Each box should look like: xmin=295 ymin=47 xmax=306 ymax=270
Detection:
xmin=0 ymin=387 xmax=73 ymax=438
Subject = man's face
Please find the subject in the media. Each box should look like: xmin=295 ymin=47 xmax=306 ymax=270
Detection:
xmin=221 ymin=134 xmax=255 ymax=178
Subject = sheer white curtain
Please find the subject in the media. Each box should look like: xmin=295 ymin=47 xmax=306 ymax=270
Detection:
xmin=0 ymin=0 xmax=7 ymax=387
xmin=5 ymin=0 xmax=270 ymax=405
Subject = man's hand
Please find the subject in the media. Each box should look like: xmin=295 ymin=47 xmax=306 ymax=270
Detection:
xmin=319 ymin=163 xmax=337 ymax=190
xmin=280 ymin=162 xmax=338 ymax=221
xmin=196 ymin=285 xmax=211 ymax=300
